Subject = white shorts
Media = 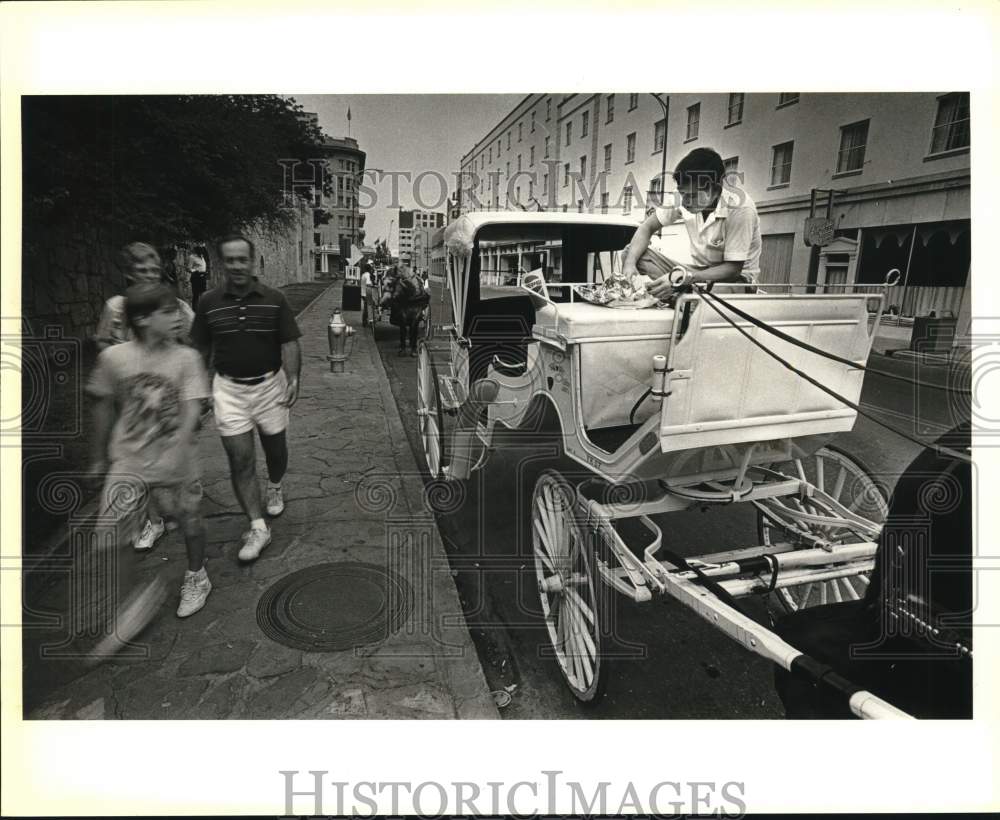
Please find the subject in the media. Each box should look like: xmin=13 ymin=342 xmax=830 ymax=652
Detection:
xmin=213 ymin=371 xmax=289 ymax=437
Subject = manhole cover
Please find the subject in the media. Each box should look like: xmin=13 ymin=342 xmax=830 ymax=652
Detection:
xmin=256 ymin=562 xmax=413 ymax=651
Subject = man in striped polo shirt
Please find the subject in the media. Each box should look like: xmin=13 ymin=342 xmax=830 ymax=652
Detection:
xmin=190 ymin=234 xmax=302 ymax=562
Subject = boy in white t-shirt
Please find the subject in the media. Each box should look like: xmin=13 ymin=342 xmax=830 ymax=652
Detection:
xmin=623 ymin=147 xmax=761 ymax=296
xmin=86 ymin=283 xmax=213 ymax=659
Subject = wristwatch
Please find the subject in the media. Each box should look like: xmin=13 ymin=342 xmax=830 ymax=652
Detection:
xmin=669 ymin=266 xmax=693 ymax=288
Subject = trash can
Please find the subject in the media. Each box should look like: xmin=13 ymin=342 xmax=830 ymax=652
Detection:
xmin=342 ymin=283 xmax=362 ymax=312
xmin=910 ymin=314 xmax=957 ymax=354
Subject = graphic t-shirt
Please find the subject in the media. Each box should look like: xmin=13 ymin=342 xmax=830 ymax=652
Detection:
xmin=87 ymin=341 xmax=210 ymax=484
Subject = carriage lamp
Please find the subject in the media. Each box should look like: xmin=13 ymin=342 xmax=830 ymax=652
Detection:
xmin=327 ymin=308 xmax=356 ymax=373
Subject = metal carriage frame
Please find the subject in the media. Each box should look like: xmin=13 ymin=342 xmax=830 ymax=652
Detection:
xmin=418 ymin=212 xmax=911 ymax=719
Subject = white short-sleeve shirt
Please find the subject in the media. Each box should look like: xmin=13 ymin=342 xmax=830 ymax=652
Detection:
xmin=654 ymin=187 xmax=761 ymax=283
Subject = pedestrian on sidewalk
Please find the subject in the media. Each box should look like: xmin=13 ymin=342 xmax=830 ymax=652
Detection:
xmin=85 ymin=282 xmax=213 ymax=657
xmin=361 ymin=262 xmax=374 ymax=327
xmin=93 ymin=242 xmax=197 ymax=554
xmin=190 ymin=234 xmax=302 ymax=562
xmin=188 ymin=245 xmax=209 ymax=310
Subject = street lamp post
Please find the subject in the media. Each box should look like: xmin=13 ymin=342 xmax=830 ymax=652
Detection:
xmin=649 ymin=93 xmax=669 ymax=228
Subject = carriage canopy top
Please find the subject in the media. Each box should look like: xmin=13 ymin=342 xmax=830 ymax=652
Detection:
xmin=443 ymin=211 xmax=641 ymax=257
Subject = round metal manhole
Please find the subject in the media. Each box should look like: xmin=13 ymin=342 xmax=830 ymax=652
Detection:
xmin=256 ymin=562 xmax=413 ymax=652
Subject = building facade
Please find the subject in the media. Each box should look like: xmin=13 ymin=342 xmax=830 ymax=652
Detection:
xmin=459 ymin=92 xmax=971 ymax=336
xmin=308 ymin=129 xmax=367 ymax=278
xmin=398 ymin=208 xmax=445 ymax=269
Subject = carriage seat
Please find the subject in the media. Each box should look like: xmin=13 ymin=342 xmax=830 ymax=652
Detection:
xmin=467 ymin=295 xmax=537 ymax=382
xmin=533 ymin=301 xmax=676 ymax=431
xmin=772 ymin=425 xmax=972 ymax=719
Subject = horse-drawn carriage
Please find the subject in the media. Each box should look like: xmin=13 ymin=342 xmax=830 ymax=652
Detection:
xmin=417 ymin=211 xmax=972 ymax=719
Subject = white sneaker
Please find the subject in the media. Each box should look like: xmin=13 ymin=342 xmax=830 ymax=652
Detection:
xmin=176 ymin=568 xmax=212 ymax=618
xmin=134 ymin=519 xmax=165 ymax=552
xmin=266 ymin=484 xmax=285 ymax=516
xmin=238 ymin=527 xmax=272 ymax=562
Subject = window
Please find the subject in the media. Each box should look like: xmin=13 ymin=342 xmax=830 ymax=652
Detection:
xmin=604 ymin=143 xmax=612 ymax=172
xmin=930 ymin=92 xmax=970 ymax=154
xmin=313 ymin=232 xmax=321 ymax=246
xmin=649 ymin=176 xmax=663 ymax=206
xmin=530 ymin=146 xmax=535 ymax=166
xmin=507 ymin=131 xmax=511 ymax=149
xmin=778 ymin=93 xmax=800 ymax=107
xmin=528 ymin=179 xmax=534 ymax=199
xmin=516 ymin=186 xmax=521 ymax=206
xmin=578 ymin=199 xmax=584 ymax=213
xmin=601 ymin=192 xmax=609 ymax=213
xmin=489 ymin=147 xmax=492 ymax=163
xmin=723 ymin=155 xmax=740 ymax=186
xmin=623 ymin=184 xmax=633 ymax=214
xmin=546 ymin=98 xmax=552 ymax=120
xmin=580 ymin=155 xmax=587 ymax=180
xmin=606 ymin=94 xmax=615 ymax=123
xmin=727 ymin=93 xmax=744 ymax=125
xmin=836 ymin=120 xmax=869 ymax=173
xmin=544 ymin=136 xmax=550 ymax=158
xmin=582 ymin=111 xmax=589 ymax=137
xmin=531 ymin=111 xmax=536 ymax=132
xmin=518 ymin=123 xmax=523 ymax=142
xmin=654 ymin=118 xmax=665 ymax=153
xmin=543 ymin=172 xmax=549 ymax=193
xmin=506 ymin=161 xmax=510 ymax=178
xmin=517 ymin=154 xmax=522 ymax=172
xmin=628 ymin=93 xmax=638 ymax=110
xmin=626 ymin=132 xmax=636 ymax=163
xmin=686 ymin=103 xmax=700 ymax=141
xmin=563 ymin=163 xmax=570 ymax=186
xmin=770 ymin=141 xmax=794 ymax=186
xmin=566 ymin=121 xmax=572 ymax=145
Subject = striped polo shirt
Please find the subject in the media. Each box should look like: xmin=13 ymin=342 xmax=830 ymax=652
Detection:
xmin=190 ymin=279 xmax=302 ymax=378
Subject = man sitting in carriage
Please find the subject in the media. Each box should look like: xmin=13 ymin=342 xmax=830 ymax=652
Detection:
xmin=622 ymin=147 xmax=762 ymax=297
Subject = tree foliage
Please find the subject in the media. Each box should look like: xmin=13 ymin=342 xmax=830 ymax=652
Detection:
xmin=21 ymin=95 xmax=330 ymax=250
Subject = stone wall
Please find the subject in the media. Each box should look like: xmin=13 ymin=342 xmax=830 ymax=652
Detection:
xmin=22 ymin=200 xmax=315 ymax=341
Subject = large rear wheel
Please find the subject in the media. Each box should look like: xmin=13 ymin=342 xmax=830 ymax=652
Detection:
xmin=757 ymin=445 xmax=889 ymax=612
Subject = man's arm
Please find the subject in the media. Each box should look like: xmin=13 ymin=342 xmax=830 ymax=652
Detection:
xmin=646 ymin=260 xmax=745 ymax=297
xmin=281 ymin=339 xmax=301 ymax=407
xmin=88 ymin=395 xmax=115 ymax=481
xmin=622 ymin=211 xmax=668 ymax=279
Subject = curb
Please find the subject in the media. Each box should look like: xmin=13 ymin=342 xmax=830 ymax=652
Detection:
xmin=351 ymin=302 xmax=500 ymax=720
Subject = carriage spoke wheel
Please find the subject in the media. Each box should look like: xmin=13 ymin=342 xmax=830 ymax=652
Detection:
xmin=416 ymin=342 xmax=447 ymax=479
xmin=758 ymin=446 xmax=888 ymax=613
xmin=531 ymin=470 xmax=606 ymax=704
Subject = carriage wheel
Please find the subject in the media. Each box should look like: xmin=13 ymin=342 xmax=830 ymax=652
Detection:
xmin=531 ymin=470 xmax=606 ymax=704
xmin=758 ymin=445 xmax=889 ymax=613
xmin=416 ymin=342 xmax=447 ymax=479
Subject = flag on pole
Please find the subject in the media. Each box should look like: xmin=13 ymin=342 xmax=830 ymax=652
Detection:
xmin=349 ymin=244 xmax=363 ymax=265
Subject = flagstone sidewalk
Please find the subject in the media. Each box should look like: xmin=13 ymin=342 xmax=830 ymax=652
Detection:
xmin=22 ymin=280 xmax=498 ymax=720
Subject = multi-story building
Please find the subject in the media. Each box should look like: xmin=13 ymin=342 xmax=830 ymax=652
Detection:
xmin=398 ymin=208 xmax=445 ymax=268
xmin=303 ymin=123 xmax=366 ymax=278
xmin=459 ymin=92 xmax=971 ymax=336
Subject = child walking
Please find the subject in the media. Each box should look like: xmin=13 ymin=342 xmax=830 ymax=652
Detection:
xmin=86 ymin=283 xmax=213 ymax=657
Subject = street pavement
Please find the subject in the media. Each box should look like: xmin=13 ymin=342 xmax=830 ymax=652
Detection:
xmin=21 ymin=280 xmax=498 ymax=720
xmin=371 ymin=278 xmax=970 ymax=719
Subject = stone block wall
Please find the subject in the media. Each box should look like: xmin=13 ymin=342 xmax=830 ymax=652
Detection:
xmin=22 ymin=201 xmax=315 ymax=341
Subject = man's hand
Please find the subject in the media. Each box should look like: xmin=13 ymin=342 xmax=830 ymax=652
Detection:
xmin=283 ymin=376 xmax=300 ymax=408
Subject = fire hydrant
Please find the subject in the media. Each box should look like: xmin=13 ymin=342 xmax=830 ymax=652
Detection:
xmin=327 ymin=308 xmax=355 ymax=373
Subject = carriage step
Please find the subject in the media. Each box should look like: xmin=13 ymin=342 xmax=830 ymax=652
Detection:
xmin=438 ymin=375 xmax=467 ymax=411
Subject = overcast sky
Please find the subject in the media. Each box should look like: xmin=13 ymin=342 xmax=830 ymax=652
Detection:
xmin=292 ymin=94 xmax=522 ymax=253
